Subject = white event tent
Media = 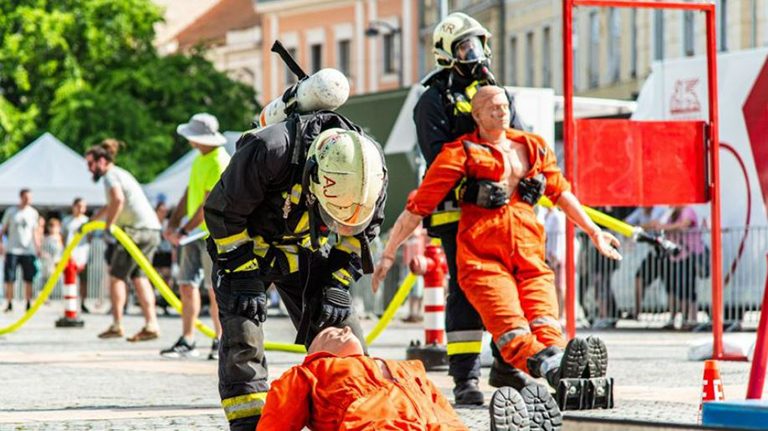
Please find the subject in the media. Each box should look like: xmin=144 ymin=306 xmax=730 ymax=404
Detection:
xmin=0 ymin=133 xmax=106 ymax=208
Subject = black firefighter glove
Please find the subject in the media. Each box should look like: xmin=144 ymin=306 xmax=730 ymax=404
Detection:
xmin=316 ymin=286 xmax=352 ymax=329
xmin=518 ymin=173 xmax=546 ymax=205
xmin=227 ymin=273 xmax=268 ymax=325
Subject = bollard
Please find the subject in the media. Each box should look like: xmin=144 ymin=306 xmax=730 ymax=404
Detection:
xmin=55 ymin=259 xmax=84 ymax=328
xmin=406 ymin=243 xmax=448 ymax=370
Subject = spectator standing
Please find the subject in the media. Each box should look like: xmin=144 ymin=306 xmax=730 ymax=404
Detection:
xmin=40 ymin=218 xmax=64 ymax=292
xmin=656 ymin=205 xmax=705 ymax=330
xmin=624 ymin=206 xmax=668 ymax=320
xmin=62 ymin=197 xmax=91 ymax=313
xmin=1 ymin=189 xmax=42 ymax=312
xmin=152 ymin=200 xmax=174 ymax=313
xmin=86 ymin=139 xmax=162 ymax=342
xmin=542 ymin=206 xmax=566 ymax=322
xmin=161 ymin=113 xmax=229 ymax=359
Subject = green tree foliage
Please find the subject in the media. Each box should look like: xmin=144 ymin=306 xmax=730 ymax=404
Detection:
xmin=0 ymin=0 xmax=257 ymax=182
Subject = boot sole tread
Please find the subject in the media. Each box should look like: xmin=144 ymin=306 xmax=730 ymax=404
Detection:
xmin=586 ymin=336 xmax=608 ymax=378
xmin=560 ymin=338 xmax=589 ymax=380
xmin=519 ymin=383 xmax=562 ymax=431
xmin=490 ymin=386 xmax=530 ymax=431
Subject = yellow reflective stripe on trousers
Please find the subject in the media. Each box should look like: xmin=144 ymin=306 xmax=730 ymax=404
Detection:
xmin=430 ymin=211 xmax=461 ymax=226
xmin=221 ymin=392 xmax=267 ymax=421
xmin=447 ymin=341 xmax=483 ymax=355
xmin=214 ymin=229 xmax=250 ymax=253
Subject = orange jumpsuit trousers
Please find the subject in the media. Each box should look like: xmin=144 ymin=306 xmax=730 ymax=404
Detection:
xmin=258 ymin=352 xmax=467 ymax=431
xmin=407 ymin=128 xmax=569 ymax=372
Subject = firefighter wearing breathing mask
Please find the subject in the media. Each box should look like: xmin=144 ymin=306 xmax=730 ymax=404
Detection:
xmin=203 ymin=112 xmax=387 ymax=431
xmin=413 ymin=12 xmax=535 ymax=405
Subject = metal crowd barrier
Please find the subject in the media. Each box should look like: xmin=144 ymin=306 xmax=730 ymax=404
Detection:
xmin=570 ymin=226 xmax=768 ymax=330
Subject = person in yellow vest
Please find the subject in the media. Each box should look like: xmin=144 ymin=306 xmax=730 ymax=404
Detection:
xmin=161 ymin=113 xmax=231 ymax=360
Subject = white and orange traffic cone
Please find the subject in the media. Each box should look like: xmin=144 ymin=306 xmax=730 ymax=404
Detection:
xmin=699 ymin=359 xmax=725 ymax=423
xmin=55 ymin=259 xmax=84 ymax=328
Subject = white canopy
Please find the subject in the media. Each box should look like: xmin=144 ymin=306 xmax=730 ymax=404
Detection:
xmin=143 ymin=131 xmax=241 ymax=206
xmin=0 ymin=133 xmax=106 ymax=208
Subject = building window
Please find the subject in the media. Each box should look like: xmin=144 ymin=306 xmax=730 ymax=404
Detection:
xmin=630 ymin=9 xmax=637 ymax=78
xmin=654 ymin=10 xmax=665 ymax=61
xmin=311 ymin=44 xmax=322 ymax=72
xmin=337 ymin=40 xmax=351 ymax=76
xmin=383 ymin=32 xmax=396 ymax=74
xmin=608 ymin=8 xmax=620 ymax=83
xmin=542 ymin=26 xmax=551 ymax=88
xmin=718 ymin=0 xmax=728 ymax=51
xmin=589 ymin=11 xmax=600 ymax=88
xmin=525 ymin=31 xmax=534 ymax=87
xmin=509 ymin=35 xmax=518 ymax=86
xmin=683 ymin=11 xmax=695 ymax=57
xmin=285 ymin=47 xmax=298 ymax=85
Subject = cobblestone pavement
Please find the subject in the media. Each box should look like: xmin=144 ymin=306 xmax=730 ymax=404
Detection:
xmin=1 ymin=303 xmax=764 ymax=430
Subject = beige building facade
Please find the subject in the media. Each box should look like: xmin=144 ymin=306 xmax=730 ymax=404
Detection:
xmin=502 ymin=0 xmax=768 ymax=99
xmin=166 ymin=0 xmax=768 ymax=102
xmin=419 ymin=0 xmax=768 ymax=100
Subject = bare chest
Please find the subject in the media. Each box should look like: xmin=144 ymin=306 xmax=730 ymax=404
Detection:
xmin=498 ymin=140 xmax=530 ymax=192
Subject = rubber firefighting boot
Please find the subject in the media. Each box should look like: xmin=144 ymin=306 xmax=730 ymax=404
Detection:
xmin=489 ymin=359 xmax=538 ymax=390
xmin=453 ymin=378 xmax=484 ymax=405
xmin=528 ymin=337 xmax=589 ymax=389
xmin=489 ymin=386 xmax=531 ymax=431
xmin=585 ymin=336 xmax=608 ymax=378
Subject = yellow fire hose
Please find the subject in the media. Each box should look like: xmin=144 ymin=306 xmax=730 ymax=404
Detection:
xmin=1 ymin=204 xmax=658 ymax=344
xmin=0 ymin=221 xmax=418 ymax=354
xmin=538 ymin=196 xmax=636 ymax=238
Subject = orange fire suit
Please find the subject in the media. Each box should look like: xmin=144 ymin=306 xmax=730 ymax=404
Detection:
xmin=258 ymin=352 xmax=468 ymax=431
xmin=406 ymin=128 xmax=569 ymax=372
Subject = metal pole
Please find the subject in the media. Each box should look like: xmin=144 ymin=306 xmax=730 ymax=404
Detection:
xmin=573 ymin=0 xmax=713 ymax=11
xmin=399 ymin=25 xmax=405 ymax=88
xmin=705 ymin=5 xmax=724 ymax=360
xmin=746 ymin=254 xmax=768 ymax=399
xmin=563 ymin=0 xmax=576 ymax=340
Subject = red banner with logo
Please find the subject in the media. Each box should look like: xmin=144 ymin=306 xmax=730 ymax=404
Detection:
xmin=574 ymin=119 xmax=708 ymax=206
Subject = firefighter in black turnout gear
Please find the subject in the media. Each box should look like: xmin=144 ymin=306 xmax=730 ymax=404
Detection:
xmin=204 ymin=111 xmax=387 ymax=430
xmin=414 ymin=12 xmax=537 ymax=405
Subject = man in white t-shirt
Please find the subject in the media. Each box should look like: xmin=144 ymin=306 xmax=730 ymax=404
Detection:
xmin=62 ymin=197 xmax=90 ymax=313
xmin=86 ymin=139 xmax=162 ymax=342
xmin=1 ymin=189 xmax=41 ymax=312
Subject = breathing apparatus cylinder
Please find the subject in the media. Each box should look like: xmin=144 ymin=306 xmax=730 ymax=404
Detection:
xmin=258 ymin=68 xmax=350 ymax=127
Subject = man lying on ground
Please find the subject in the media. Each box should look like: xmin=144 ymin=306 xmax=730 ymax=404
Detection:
xmin=258 ymin=325 xmax=475 ymax=431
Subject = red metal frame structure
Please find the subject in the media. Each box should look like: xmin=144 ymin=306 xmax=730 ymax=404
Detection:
xmin=562 ymin=0 xmax=728 ymax=359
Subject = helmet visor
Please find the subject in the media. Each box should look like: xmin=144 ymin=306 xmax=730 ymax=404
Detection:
xmin=316 ymin=204 xmax=373 ymax=237
xmin=454 ymin=36 xmax=487 ymax=63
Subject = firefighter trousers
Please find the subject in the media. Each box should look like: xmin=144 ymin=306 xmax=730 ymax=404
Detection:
xmin=436 ymin=225 xmax=484 ymax=384
xmin=214 ymin=257 xmax=367 ymax=431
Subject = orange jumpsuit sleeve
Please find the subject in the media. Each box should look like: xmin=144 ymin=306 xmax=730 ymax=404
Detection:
xmin=258 ymin=366 xmax=313 ymax=431
xmin=538 ymin=137 xmax=572 ymax=204
xmin=406 ymin=140 xmax=468 ymax=217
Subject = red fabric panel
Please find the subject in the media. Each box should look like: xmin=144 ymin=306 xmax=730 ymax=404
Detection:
xmin=574 ymin=119 xmax=708 ymax=206
xmin=742 ymin=58 xmax=768 ymax=214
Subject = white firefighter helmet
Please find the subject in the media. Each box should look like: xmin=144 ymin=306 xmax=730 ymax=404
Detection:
xmin=432 ymin=12 xmax=491 ymax=69
xmin=305 ymin=128 xmax=385 ymax=236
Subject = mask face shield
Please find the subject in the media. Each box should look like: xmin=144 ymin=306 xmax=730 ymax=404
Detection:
xmin=453 ymin=36 xmax=487 ymax=64
xmin=315 ymin=203 xmax=372 ymax=237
